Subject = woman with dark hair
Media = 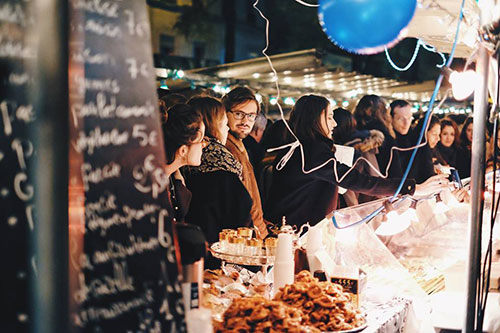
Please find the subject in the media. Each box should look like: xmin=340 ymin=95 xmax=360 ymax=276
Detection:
xmin=161 ymin=103 xmax=207 ymax=222
xmin=436 ymin=118 xmax=460 ymax=168
xmin=333 ymin=108 xmax=386 ymax=206
xmin=353 ymin=95 xmax=403 ymax=178
xmin=333 ymin=107 xmax=385 ymax=154
xmin=413 ymin=115 xmax=448 ymax=167
xmin=264 ymin=95 xmax=448 ymax=227
xmin=456 ymin=117 xmax=473 ymax=178
xmin=184 ymin=96 xmax=256 ymax=243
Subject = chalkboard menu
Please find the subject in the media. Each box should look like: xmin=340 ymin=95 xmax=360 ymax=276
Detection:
xmin=68 ymin=1 xmax=185 ymax=331
xmin=0 ymin=1 xmax=37 ymax=332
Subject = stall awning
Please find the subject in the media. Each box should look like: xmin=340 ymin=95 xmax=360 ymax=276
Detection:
xmin=160 ymin=49 xmax=446 ymax=103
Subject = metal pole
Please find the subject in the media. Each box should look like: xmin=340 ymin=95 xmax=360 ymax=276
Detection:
xmin=464 ymin=44 xmax=489 ymax=332
xmin=30 ymin=0 xmax=69 ymax=332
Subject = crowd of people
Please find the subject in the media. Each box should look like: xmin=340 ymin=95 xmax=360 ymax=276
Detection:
xmin=159 ymin=86 xmax=485 ymax=262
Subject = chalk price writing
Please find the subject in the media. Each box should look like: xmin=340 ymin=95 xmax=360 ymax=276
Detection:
xmin=86 ymin=198 xmax=161 ymax=236
xmin=9 ymin=72 xmax=31 ymax=86
xmin=0 ymin=38 xmax=36 ymax=59
xmin=132 ymin=124 xmax=157 ymax=147
xmin=71 ymin=48 xmax=114 ymax=65
xmin=85 ymin=18 xmax=122 ymax=38
xmin=71 ymin=0 xmax=119 ymax=18
xmin=126 ymin=58 xmax=149 ymax=80
xmin=74 ymin=288 xmax=155 ymax=326
xmin=14 ymin=172 xmax=34 ymax=202
xmin=81 ymin=161 xmax=121 ymax=191
xmin=12 ymin=139 xmax=33 ymax=170
xmin=123 ymin=9 xmax=148 ymax=38
xmin=71 ymin=92 xmax=155 ymax=126
xmin=72 ymin=75 xmax=120 ymax=94
xmin=74 ymin=260 xmax=134 ymax=304
xmin=92 ymin=235 xmax=160 ymax=265
xmin=1 ymin=100 xmax=35 ymax=136
xmin=26 ymin=204 xmax=34 ymax=231
xmin=0 ymin=3 xmax=28 ymax=26
xmin=74 ymin=127 xmax=129 ymax=155
xmin=133 ymin=154 xmax=168 ymax=199
xmin=157 ymin=210 xmax=176 ymax=265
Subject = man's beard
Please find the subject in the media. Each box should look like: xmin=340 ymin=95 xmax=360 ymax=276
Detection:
xmin=229 ymin=129 xmax=249 ymax=140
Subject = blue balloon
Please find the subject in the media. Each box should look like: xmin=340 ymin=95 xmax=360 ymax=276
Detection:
xmin=318 ymin=0 xmax=417 ymax=54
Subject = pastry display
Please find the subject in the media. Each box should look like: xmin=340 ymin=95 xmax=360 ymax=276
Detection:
xmin=213 ymin=296 xmax=320 ymax=333
xmin=274 ymin=271 xmax=366 ymax=332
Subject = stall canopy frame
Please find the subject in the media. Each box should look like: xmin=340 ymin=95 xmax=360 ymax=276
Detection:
xmin=157 ymin=48 xmax=448 ymax=104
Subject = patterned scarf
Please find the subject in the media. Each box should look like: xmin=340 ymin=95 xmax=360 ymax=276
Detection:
xmin=192 ymin=137 xmax=243 ymax=180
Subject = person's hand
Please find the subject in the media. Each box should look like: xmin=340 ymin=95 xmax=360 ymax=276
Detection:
xmin=414 ymin=174 xmax=450 ymax=197
xmin=452 ymin=187 xmax=470 ymax=203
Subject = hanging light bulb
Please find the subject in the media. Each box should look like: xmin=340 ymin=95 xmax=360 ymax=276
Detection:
xmin=434 ymin=193 xmax=450 ymax=214
xmin=399 ymin=199 xmax=418 ymax=223
xmin=440 ymin=188 xmax=461 ymax=208
xmin=444 ymin=68 xmax=479 ymax=101
xmin=375 ymin=201 xmax=411 ymax=236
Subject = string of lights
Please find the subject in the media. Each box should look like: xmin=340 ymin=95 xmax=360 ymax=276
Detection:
xmin=384 ymin=39 xmax=446 ymax=72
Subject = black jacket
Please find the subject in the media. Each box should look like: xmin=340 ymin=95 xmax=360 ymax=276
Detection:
xmin=395 ymin=131 xmax=435 ymax=184
xmin=185 ymin=171 xmax=252 ymax=243
xmin=436 ymin=142 xmax=458 ymax=168
xmin=264 ymin=136 xmax=416 ymax=227
xmin=185 ymin=139 xmax=252 ymax=243
xmin=243 ymin=135 xmax=265 ymax=173
xmin=456 ymin=145 xmax=471 ymax=178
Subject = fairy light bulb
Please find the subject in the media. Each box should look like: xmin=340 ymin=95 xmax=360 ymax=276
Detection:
xmin=434 ymin=193 xmax=450 ymax=214
xmin=449 ymin=70 xmax=478 ymax=101
xmin=375 ymin=201 xmax=411 ymax=236
xmin=399 ymin=200 xmax=418 ymax=223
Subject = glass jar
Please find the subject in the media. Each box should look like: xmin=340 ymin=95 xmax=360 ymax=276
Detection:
xmin=222 ymin=229 xmax=237 ymax=236
xmin=233 ymin=236 xmax=245 ymax=255
xmin=237 ymin=227 xmax=253 ymax=239
xmin=246 ymin=238 xmax=263 ymax=256
xmin=219 ymin=231 xmax=229 ymax=252
xmin=227 ymin=235 xmax=237 ymax=254
xmin=265 ymin=237 xmax=278 ymax=257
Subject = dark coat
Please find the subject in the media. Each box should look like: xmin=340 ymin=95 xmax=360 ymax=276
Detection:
xmin=264 ymin=136 xmax=416 ymax=228
xmin=185 ymin=138 xmax=252 ymax=243
xmin=243 ymin=135 xmax=265 ymax=173
xmin=395 ymin=131 xmax=435 ymax=184
xmin=436 ymin=142 xmax=458 ymax=168
xmin=456 ymin=145 xmax=471 ymax=178
xmin=430 ymin=146 xmax=448 ymax=166
xmin=169 ymin=178 xmax=192 ymax=223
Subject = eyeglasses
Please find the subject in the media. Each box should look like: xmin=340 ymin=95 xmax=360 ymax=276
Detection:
xmin=190 ymin=137 xmax=209 ymax=148
xmin=394 ymin=115 xmax=413 ymax=122
xmin=228 ymin=110 xmax=257 ymax=121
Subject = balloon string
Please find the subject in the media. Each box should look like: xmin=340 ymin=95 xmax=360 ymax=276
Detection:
xmin=294 ymin=0 xmax=319 ymax=7
xmin=384 ymin=39 xmax=446 ymax=72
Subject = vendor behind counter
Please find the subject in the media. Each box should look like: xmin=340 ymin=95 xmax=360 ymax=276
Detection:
xmin=264 ymin=95 xmax=449 ymax=228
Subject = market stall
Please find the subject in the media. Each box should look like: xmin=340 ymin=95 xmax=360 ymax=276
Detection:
xmin=198 ymin=182 xmax=500 ymax=332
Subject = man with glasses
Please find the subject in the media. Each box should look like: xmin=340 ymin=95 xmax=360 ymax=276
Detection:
xmin=222 ymin=87 xmax=267 ymax=238
xmin=391 ymin=99 xmax=435 ymax=184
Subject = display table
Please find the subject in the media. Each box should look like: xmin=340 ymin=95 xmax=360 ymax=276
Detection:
xmin=430 ymin=291 xmax=500 ymax=333
xmin=363 ymin=297 xmax=411 ymax=333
